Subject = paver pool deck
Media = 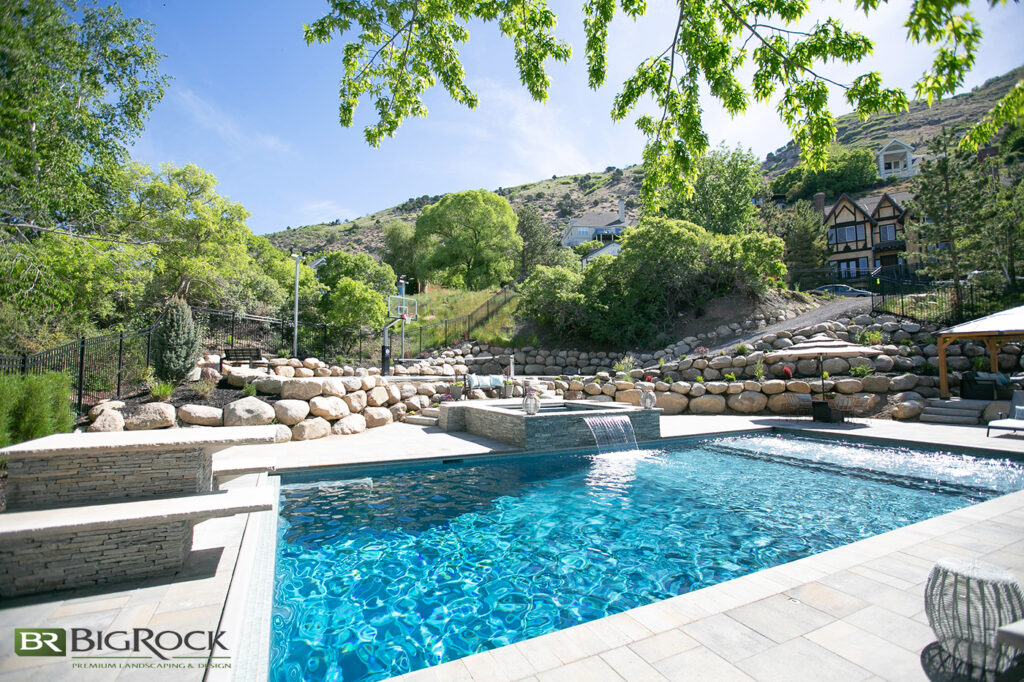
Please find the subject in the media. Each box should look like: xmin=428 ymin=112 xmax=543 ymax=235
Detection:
xmin=3 ymin=415 xmax=1024 ymax=681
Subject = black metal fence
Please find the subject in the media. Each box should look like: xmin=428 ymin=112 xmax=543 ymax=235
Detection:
xmin=871 ymin=279 xmax=1003 ymax=327
xmin=0 ymin=288 xmax=515 ymax=413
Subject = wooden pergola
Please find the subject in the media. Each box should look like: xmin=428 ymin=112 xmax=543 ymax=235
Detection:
xmin=937 ymin=305 xmax=1024 ymax=398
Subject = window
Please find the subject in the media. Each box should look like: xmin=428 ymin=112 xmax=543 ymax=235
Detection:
xmin=832 ymin=257 xmax=869 ymax=278
xmin=880 ymin=224 xmax=896 ymax=242
xmin=828 ymin=223 xmax=866 ymax=245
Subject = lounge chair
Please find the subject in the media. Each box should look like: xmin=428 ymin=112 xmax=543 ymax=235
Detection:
xmin=987 ymin=390 xmax=1024 ymax=437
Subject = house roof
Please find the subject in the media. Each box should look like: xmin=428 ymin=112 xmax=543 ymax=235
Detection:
xmin=822 ymin=190 xmax=914 ymax=224
xmin=568 ymin=210 xmax=635 ymax=228
xmin=877 ymin=139 xmax=915 ymax=155
xmin=584 ymin=242 xmax=621 ymax=259
xmin=939 ymin=304 xmax=1024 ymax=337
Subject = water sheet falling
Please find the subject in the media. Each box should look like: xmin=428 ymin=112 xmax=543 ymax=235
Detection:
xmin=583 ymin=414 xmax=639 ymax=452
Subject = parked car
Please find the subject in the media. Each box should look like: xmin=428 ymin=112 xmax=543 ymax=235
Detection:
xmin=809 ymin=284 xmax=873 ymax=298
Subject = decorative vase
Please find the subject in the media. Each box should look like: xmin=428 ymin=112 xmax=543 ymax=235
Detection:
xmin=522 ymin=392 xmax=540 ymax=415
xmin=640 ymin=390 xmax=657 ymax=410
xmin=451 ymin=385 xmax=463 ymax=400
xmin=502 ymin=384 xmax=514 ymax=399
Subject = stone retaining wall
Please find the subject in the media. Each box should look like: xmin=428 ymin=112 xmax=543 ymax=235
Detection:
xmin=0 ymin=521 xmax=191 ymax=597
xmin=6 ymin=448 xmax=210 ymax=511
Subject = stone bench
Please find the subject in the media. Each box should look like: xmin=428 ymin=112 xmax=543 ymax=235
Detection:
xmin=1 ymin=425 xmax=283 ymax=511
xmin=0 ymin=488 xmax=274 ymax=597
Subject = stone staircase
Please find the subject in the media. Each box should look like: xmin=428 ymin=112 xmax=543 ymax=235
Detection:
xmin=920 ymin=398 xmax=990 ymax=425
xmin=405 ymin=406 xmax=440 ymax=427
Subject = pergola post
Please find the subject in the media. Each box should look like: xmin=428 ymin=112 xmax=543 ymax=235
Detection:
xmin=938 ymin=336 xmax=953 ymax=398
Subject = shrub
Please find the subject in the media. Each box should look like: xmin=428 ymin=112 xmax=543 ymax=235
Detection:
xmin=822 ymin=371 xmax=830 ymax=380
xmin=735 ymin=343 xmax=749 ymax=355
xmin=613 ymin=355 xmax=636 ymax=373
xmin=696 ymin=375 xmax=705 ymax=382
xmin=753 ymin=359 xmax=765 ymax=380
xmin=193 ymin=379 xmax=215 ymax=399
xmin=724 ymin=372 xmax=737 ymax=381
xmin=153 ymin=297 xmax=202 ymax=383
xmin=0 ymin=372 xmax=74 ymax=447
xmin=899 ymin=339 xmax=914 ymax=346
xmin=972 ymin=357 xmax=987 ymax=371
xmin=150 ymin=382 xmax=175 ymax=401
xmin=857 ymin=330 xmax=884 ymax=345
xmin=850 ymin=364 xmax=874 ymax=378
xmin=242 ymin=383 xmax=257 ymax=397
xmin=277 ymin=348 xmax=291 ymax=358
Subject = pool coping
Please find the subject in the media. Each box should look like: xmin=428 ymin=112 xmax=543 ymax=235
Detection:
xmin=258 ymin=419 xmax=1024 ymax=682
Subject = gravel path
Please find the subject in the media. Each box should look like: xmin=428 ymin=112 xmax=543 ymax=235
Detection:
xmin=705 ymin=296 xmax=874 ymax=354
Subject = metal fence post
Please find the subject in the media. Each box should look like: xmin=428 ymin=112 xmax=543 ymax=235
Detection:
xmin=146 ymin=327 xmax=152 ymax=369
xmin=230 ymin=312 xmax=236 ymax=347
xmin=322 ymin=325 xmax=327 ymax=359
xmin=21 ymin=353 xmax=28 ymax=375
xmin=116 ymin=331 xmax=124 ymax=398
xmin=77 ymin=336 xmax=86 ymax=413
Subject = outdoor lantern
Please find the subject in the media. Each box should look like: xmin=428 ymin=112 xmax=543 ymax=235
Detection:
xmin=522 ymin=391 xmax=540 ymax=415
xmin=640 ymin=389 xmax=657 ymax=410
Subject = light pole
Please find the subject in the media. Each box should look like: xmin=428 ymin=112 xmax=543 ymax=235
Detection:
xmin=397 ymin=275 xmax=407 ymax=359
xmin=291 ymin=252 xmax=301 ymax=358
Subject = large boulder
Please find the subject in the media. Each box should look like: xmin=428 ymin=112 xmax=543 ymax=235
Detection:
xmin=333 ymin=413 xmax=367 ymax=435
xmin=292 ymin=417 xmax=331 ymax=441
xmin=615 ymin=389 xmax=642 ymax=405
xmin=669 ymin=381 xmax=690 ymax=395
xmin=689 ymin=394 xmax=727 ymax=414
xmin=281 ymin=378 xmax=323 ymax=401
xmin=892 ymin=400 xmax=925 ymax=420
xmin=253 ymin=376 xmax=284 ymax=395
xmin=223 ymin=396 xmax=275 ymax=426
xmin=87 ymin=410 xmax=125 ymax=432
xmin=767 ymin=393 xmax=802 ymax=414
xmin=785 ymin=380 xmax=811 ymax=394
xmin=889 ymin=374 xmax=919 ymax=391
xmin=125 ymin=402 xmax=176 ymax=430
xmin=275 ymin=365 xmax=295 ymax=378
xmin=341 ymin=376 xmax=364 ymax=392
xmin=343 ymin=390 xmax=367 ymax=413
xmin=821 ymin=358 xmax=850 ymax=375
xmin=274 ymin=399 xmax=310 ymax=426
xmin=321 ymin=378 xmax=347 ymax=398
xmin=727 ymin=391 xmax=768 ymax=414
xmin=583 ymin=382 xmax=603 ymax=395
xmin=177 ymin=404 xmax=223 ymax=426
xmin=399 ymin=383 xmax=418 ymax=399
xmin=366 ymin=386 xmax=390 ymax=407
xmin=860 ymin=376 xmax=890 ymax=393
xmin=984 ymin=401 xmax=1012 ymax=423
xmin=386 ymin=384 xmax=402 ymax=405
xmin=363 ymin=406 xmax=393 ymax=428
xmin=833 ymin=378 xmax=863 ymax=394
xmin=310 ymin=395 xmax=350 ymax=421
xmin=655 ymin=392 xmax=689 ymax=415
xmin=225 ymin=367 xmax=265 ymax=388
xmin=88 ymin=401 xmax=125 ymax=421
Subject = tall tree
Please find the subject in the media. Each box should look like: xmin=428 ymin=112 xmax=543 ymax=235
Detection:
xmin=514 ymin=204 xmax=560 ymax=281
xmin=380 ymin=220 xmax=424 ymax=291
xmin=962 ymin=163 xmax=1024 ymax=288
xmin=660 ymin=144 xmax=766 ymax=234
xmin=0 ymin=0 xmax=166 ymax=228
xmin=909 ymin=129 xmax=986 ymax=291
xmin=414 ymin=190 xmax=522 ymax=290
xmin=316 ymin=251 xmax=397 ymax=299
xmin=306 ymin=0 xmax=1019 ymax=207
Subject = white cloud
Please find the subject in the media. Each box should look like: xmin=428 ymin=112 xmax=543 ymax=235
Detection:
xmin=172 ymin=87 xmax=294 ymax=154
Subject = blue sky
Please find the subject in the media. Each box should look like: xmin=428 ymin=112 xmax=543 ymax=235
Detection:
xmin=125 ymin=0 xmax=1024 ymax=235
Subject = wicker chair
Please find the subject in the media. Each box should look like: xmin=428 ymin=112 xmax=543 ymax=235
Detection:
xmin=924 ymin=558 xmax=1024 ymax=677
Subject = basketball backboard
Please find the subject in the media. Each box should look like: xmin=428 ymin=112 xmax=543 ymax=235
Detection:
xmin=387 ymin=295 xmax=417 ymax=321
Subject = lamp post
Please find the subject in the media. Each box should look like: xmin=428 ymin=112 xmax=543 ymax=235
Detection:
xmin=397 ymin=275 xmax=407 ymax=359
xmin=291 ymin=252 xmax=301 ymax=358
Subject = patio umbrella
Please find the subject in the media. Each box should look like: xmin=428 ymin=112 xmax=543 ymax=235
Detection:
xmin=766 ymin=334 xmax=884 ymax=396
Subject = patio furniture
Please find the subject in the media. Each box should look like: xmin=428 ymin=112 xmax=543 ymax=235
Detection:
xmin=988 ymin=391 xmax=1024 ymax=438
xmin=924 ymin=558 xmax=1024 ymax=676
xmin=220 ymin=347 xmax=269 ymax=373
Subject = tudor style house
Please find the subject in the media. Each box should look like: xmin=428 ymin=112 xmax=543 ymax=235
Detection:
xmin=561 ymin=199 xmax=637 ymax=248
xmin=822 ymin=191 xmax=914 ymax=279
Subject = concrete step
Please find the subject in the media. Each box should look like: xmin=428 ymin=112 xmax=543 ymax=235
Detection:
xmin=921 ymin=406 xmax=986 ymax=419
xmin=920 ymin=413 xmax=980 ymax=425
xmin=925 ymin=398 xmax=991 ymax=411
xmin=421 ymin=407 xmax=441 ymax=418
xmin=405 ymin=415 xmax=439 ymax=427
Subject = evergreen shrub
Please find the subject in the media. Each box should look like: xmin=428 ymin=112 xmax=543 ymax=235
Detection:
xmin=153 ymin=297 xmax=202 ymax=383
xmin=0 ymin=372 xmax=74 ymax=447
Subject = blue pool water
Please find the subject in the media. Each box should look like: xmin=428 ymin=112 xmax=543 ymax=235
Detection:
xmin=271 ymin=434 xmax=1024 ymax=682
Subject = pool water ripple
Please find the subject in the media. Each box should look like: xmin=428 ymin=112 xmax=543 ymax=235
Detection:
xmin=272 ymin=434 xmax=1024 ymax=682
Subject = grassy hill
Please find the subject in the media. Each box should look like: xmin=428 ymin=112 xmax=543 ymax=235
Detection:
xmin=266 ymin=65 xmax=1022 ymax=255
xmin=762 ymin=65 xmax=1023 ymax=176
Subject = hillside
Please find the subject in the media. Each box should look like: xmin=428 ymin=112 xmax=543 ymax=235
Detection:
xmin=762 ymin=65 xmax=1023 ymax=176
xmin=266 ymin=64 xmax=1023 ymax=255
xmin=266 ymin=165 xmax=647 ymax=255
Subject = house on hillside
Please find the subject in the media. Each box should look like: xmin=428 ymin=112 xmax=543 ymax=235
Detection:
xmin=822 ymin=191 xmax=914 ymax=278
xmin=581 ymin=241 xmax=621 ymax=266
xmin=561 ymin=199 xmax=637 ymax=247
xmin=876 ymin=139 xmax=930 ymax=179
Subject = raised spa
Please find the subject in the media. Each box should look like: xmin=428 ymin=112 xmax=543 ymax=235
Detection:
xmin=437 ymin=399 xmax=661 ymax=449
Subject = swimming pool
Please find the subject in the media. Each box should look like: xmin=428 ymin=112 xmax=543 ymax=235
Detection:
xmin=271 ymin=433 xmax=1024 ymax=682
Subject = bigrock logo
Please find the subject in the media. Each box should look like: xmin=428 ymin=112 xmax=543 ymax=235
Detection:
xmin=14 ymin=629 xmax=66 ymax=656
xmin=14 ymin=628 xmax=227 ymax=661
